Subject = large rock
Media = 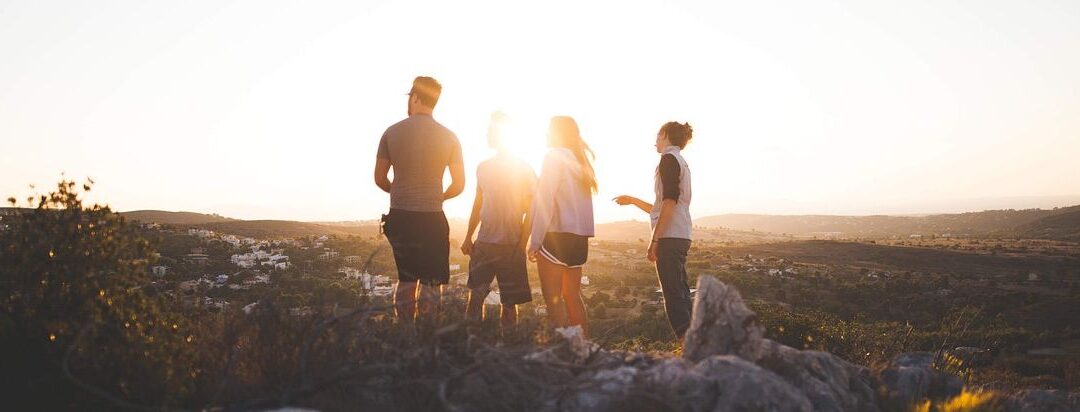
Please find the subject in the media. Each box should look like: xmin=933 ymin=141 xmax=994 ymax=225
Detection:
xmin=692 ymin=355 xmax=814 ymax=411
xmin=757 ymin=339 xmax=880 ymax=412
xmin=545 ymin=366 xmax=640 ymax=411
xmin=683 ymin=275 xmax=765 ymax=363
xmin=876 ymin=352 xmax=963 ymax=410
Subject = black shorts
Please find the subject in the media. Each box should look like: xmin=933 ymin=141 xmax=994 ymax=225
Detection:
xmin=382 ymin=209 xmax=450 ymax=285
xmin=539 ymin=232 xmax=589 ymax=268
xmin=467 ymin=242 xmax=532 ymax=305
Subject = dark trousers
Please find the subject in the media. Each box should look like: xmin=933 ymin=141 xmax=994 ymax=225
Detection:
xmin=655 ymin=238 xmax=692 ymax=338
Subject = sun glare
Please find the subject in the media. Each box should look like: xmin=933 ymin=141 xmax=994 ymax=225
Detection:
xmin=491 ymin=111 xmax=549 ymax=171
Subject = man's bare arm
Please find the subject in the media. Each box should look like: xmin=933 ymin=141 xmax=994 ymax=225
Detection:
xmin=465 ymin=189 xmax=482 ymax=241
xmin=374 ymin=158 xmax=392 ymax=193
xmin=443 ymin=162 xmax=466 ymax=200
xmin=461 ymin=188 xmax=483 ymax=255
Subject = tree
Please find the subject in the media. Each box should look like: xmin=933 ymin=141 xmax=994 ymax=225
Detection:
xmin=1 ymin=180 xmax=194 ymax=409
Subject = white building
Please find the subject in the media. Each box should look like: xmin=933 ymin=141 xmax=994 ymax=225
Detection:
xmin=188 ymin=228 xmax=215 ymax=239
xmin=341 ymin=268 xmax=391 ymax=289
xmin=151 ymin=265 xmax=168 ymax=277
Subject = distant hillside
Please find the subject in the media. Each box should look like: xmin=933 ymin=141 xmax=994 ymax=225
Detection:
xmin=121 ymin=210 xmax=236 ymax=225
xmin=594 ymin=220 xmax=792 ymax=243
xmin=1021 ymin=207 xmax=1080 ymax=241
xmin=695 ymin=206 xmax=1080 ymax=239
xmin=193 ymin=220 xmax=380 ymax=239
xmin=117 ymin=210 xmax=385 ymax=238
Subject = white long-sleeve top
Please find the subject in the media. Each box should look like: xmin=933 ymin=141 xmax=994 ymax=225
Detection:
xmin=527 ymin=148 xmax=595 ymax=253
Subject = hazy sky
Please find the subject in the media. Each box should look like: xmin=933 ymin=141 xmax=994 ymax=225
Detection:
xmin=2 ymin=0 xmax=1078 ymax=222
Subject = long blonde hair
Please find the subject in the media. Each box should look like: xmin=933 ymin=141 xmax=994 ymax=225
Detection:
xmin=547 ymin=116 xmax=597 ymax=194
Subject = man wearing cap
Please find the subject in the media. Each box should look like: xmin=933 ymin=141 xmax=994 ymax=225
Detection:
xmin=374 ymin=76 xmax=465 ymax=322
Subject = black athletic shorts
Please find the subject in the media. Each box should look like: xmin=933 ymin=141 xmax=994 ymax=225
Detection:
xmin=538 ymin=232 xmax=589 ymax=268
xmin=467 ymin=242 xmax=532 ymax=305
xmin=382 ymin=209 xmax=450 ymax=285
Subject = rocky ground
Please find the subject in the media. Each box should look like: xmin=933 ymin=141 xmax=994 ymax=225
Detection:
xmin=437 ymin=276 xmax=1079 ymax=412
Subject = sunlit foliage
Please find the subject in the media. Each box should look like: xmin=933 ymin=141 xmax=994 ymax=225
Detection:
xmin=0 ymin=180 xmax=194 ymax=409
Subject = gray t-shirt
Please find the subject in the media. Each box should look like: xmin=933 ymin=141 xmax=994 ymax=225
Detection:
xmin=476 ymin=154 xmax=537 ymax=245
xmin=377 ymin=114 xmax=463 ymax=212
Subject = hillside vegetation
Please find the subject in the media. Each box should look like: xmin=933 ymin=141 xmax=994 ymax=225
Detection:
xmin=695 ymin=206 xmax=1080 ymax=239
xmin=120 ymin=210 xmax=236 ymax=225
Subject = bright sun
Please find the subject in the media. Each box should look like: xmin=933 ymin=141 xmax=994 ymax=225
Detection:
xmin=490 ymin=111 xmax=549 ymax=171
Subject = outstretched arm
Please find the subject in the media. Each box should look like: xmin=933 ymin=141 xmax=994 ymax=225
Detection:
xmin=614 ymin=195 xmax=652 ymax=214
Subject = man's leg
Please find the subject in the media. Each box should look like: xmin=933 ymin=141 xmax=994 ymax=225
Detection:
xmin=394 ymin=280 xmax=419 ymax=323
xmin=500 ymin=304 xmax=517 ymax=330
xmin=417 ymin=282 xmax=442 ymax=318
xmin=656 ymin=239 xmax=692 ymax=339
xmin=466 ymin=288 xmax=487 ymax=323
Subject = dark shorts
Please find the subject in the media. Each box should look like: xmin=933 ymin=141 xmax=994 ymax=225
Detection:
xmin=467 ymin=242 xmax=532 ymax=305
xmin=539 ymin=232 xmax=589 ymax=268
xmin=382 ymin=209 xmax=450 ymax=285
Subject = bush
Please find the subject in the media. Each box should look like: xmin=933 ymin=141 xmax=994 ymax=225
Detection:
xmin=1 ymin=180 xmax=194 ymax=409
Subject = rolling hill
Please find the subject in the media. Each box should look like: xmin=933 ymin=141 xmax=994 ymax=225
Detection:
xmin=193 ymin=220 xmax=379 ymax=238
xmin=1021 ymin=207 xmax=1080 ymax=241
xmin=119 ymin=210 xmax=379 ymax=238
xmin=694 ymin=205 xmax=1080 ymax=239
xmin=116 ymin=205 xmax=1080 ymax=241
xmin=121 ymin=210 xmax=236 ymax=225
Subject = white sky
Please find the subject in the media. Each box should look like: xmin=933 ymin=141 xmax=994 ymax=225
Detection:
xmin=1 ymin=0 xmax=1078 ymax=222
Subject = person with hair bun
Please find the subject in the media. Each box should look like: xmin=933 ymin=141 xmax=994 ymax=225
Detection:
xmin=614 ymin=121 xmax=694 ymax=341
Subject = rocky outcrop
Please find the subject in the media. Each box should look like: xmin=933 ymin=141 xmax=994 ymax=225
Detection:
xmin=877 ymin=352 xmax=963 ymax=410
xmin=446 ymin=275 xmax=1076 ymax=412
xmin=756 ymin=339 xmax=880 ymax=412
xmin=682 ymin=275 xmax=764 ymax=363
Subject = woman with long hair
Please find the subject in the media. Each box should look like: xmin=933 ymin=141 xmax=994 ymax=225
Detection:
xmin=527 ymin=116 xmax=596 ymax=335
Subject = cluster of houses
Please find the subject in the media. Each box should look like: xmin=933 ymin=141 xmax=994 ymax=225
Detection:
xmin=722 ymin=255 xmax=804 ymax=280
xmin=175 ymin=272 xmax=273 ymax=292
xmin=231 ymin=248 xmax=291 ymax=270
xmin=339 ymin=267 xmax=393 ymax=297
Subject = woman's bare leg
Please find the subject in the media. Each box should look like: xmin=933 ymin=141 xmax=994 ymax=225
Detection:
xmin=537 ymin=256 xmax=568 ymax=328
xmin=561 ymin=267 xmax=588 ymax=336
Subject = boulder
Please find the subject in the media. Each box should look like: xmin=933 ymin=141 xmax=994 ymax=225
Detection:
xmin=683 ymin=275 xmax=764 ymax=363
xmin=876 ymin=352 xmax=962 ymax=410
xmin=545 ymin=366 xmax=640 ymax=411
xmin=690 ymin=355 xmax=814 ymax=412
xmin=757 ymin=339 xmax=880 ymax=412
